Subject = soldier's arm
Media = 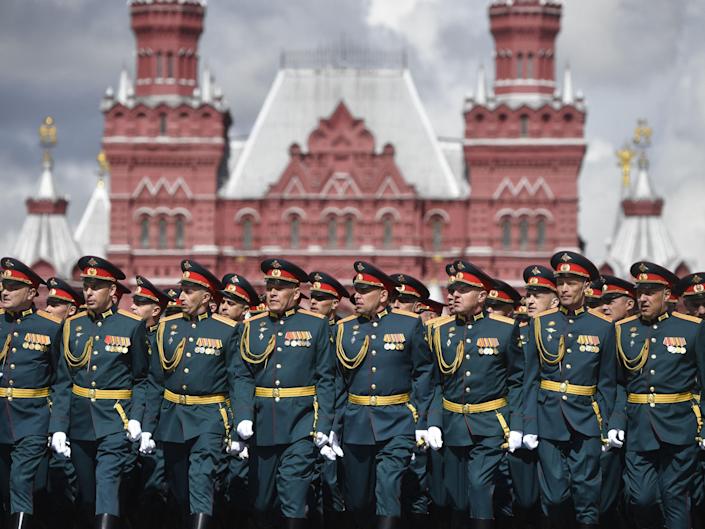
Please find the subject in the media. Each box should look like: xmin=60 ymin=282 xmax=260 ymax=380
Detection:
xmin=426 ymin=323 xmax=443 ymax=429
xmin=332 ymin=322 xmax=349 ymax=436
xmin=608 ymin=324 xmax=627 ymax=432
xmin=506 ymin=322 xmax=524 ymax=431
xmin=48 ymin=323 xmax=63 ymax=384
xmin=695 ymin=322 xmax=705 ymax=418
xmin=596 ymin=323 xmax=617 ymax=428
xmin=49 ymin=323 xmax=73 ymax=434
xmin=410 ymin=318 xmax=436 ymax=430
xmin=521 ymin=319 xmax=540 ymax=436
xmin=225 ymin=324 xmax=240 ymax=417
xmin=313 ymin=319 xmax=335 ymax=435
xmin=232 ymin=322 xmax=256 ymax=425
xmin=142 ymin=330 xmax=163 ymax=434
xmin=129 ymin=320 xmax=150 ymax=424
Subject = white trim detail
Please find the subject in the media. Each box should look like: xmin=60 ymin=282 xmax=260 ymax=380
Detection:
xmin=132 ymin=176 xmax=194 ymax=199
xmin=234 ymin=208 xmax=262 ymax=223
xmin=494 ymin=208 xmax=555 ymax=221
xmin=375 ymin=176 xmax=401 ymax=198
xmin=133 ymin=207 xmax=192 ymax=220
xmin=283 ymin=176 xmax=306 ymax=196
xmin=423 ymin=209 xmax=451 ymax=223
xmin=375 ymin=207 xmax=401 ymax=222
xmin=281 ymin=207 xmax=307 ymax=220
xmin=320 ymin=172 xmax=362 ymax=197
xmin=492 ymin=176 xmax=555 ymax=200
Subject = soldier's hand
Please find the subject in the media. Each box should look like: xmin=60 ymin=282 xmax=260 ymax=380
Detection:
xmin=126 ymin=420 xmax=142 ymax=442
xmin=319 ymin=445 xmax=337 ymax=461
xmin=329 ymin=431 xmax=344 ymax=458
xmin=50 ymin=432 xmax=71 ymax=458
xmin=236 ymin=420 xmax=254 ymax=440
xmin=508 ymin=430 xmax=523 ymax=453
xmin=314 ymin=431 xmax=329 ymax=448
xmin=238 ymin=446 xmax=249 ymax=460
xmin=226 ymin=439 xmax=246 ymax=455
xmin=522 ymin=434 xmax=539 ymax=450
xmin=607 ymin=429 xmax=624 ymax=450
xmin=139 ymin=432 xmax=156 ymax=454
xmin=426 ymin=426 xmax=443 ymax=451
xmin=699 ymin=437 xmax=705 ymax=451
xmin=415 ymin=430 xmax=429 ymax=451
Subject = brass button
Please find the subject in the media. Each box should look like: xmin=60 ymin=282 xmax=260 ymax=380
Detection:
xmin=275 ymin=397 xmax=281 ymax=402
xmin=567 ymin=348 xmax=572 ymax=353
xmin=568 ymin=333 xmax=573 ymax=338
xmin=372 ymin=322 xmax=378 ymax=328
xmin=184 ymin=368 xmax=189 ymax=374
xmin=562 ymin=395 xmax=568 ymax=401
xmin=8 ymin=380 xmax=13 ymax=386
xmin=11 ymin=348 xmax=16 ymax=353
xmin=566 ymin=364 xmax=572 ymax=369
xmin=278 ymin=332 xmax=283 ymax=336
xmin=467 ymin=324 xmax=473 ymax=329
xmin=277 ymin=347 xmax=282 ymax=352
xmin=95 ymin=335 xmax=100 ymax=340
xmin=371 ymin=384 xmax=377 ymax=390
xmin=97 ymin=322 xmax=102 ymax=327
xmin=371 ymin=351 xmax=377 ymax=356
xmin=651 ymin=338 xmax=656 ymax=343
xmin=275 ymin=380 xmax=281 ymax=386
xmin=568 ymin=319 xmax=574 ymax=324
xmin=91 ymin=381 xmax=97 ymax=387
xmin=182 ymin=385 xmax=188 ymax=390
xmin=93 ymin=351 xmax=98 ymax=355
xmin=649 ymin=386 xmax=655 ymax=392
xmin=465 ymin=387 xmax=470 ymax=393
xmin=9 ymin=364 xmax=15 ymax=370
xmin=12 ymin=332 xmax=18 ymax=337
xmin=650 ymin=369 xmax=655 ymax=375
xmin=92 ymin=365 xmax=97 ymax=371
xmin=371 ymin=335 xmax=376 ymax=340
xmin=465 ymin=354 xmax=470 ymax=360
xmin=652 ymin=325 xmax=658 ymax=330
xmin=276 ymin=364 xmax=282 ymax=369
xmin=189 ymin=337 xmax=194 ymax=343
xmin=371 ymin=367 xmax=377 ymax=373
xmin=465 ymin=371 xmax=471 ymax=377
xmin=651 ymin=354 xmax=656 ymax=359
xmin=192 ymin=323 xmax=197 ymax=329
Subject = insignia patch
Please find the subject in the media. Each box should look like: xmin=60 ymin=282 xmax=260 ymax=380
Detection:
xmin=531 ymin=266 xmax=541 ymax=275
xmin=694 ymin=274 xmax=703 ymax=283
xmin=356 ymin=262 xmax=365 ymax=272
xmin=639 ymin=263 xmax=649 ymax=272
xmin=560 ymin=253 xmax=572 ymax=262
xmin=88 ymin=257 xmax=98 ymax=266
xmin=136 ymin=277 xmax=144 ymax=285
xmin=183 ymin=261 xmax=192 ymax=270
xmin=271 ymin=260 xmax=281 ymax=269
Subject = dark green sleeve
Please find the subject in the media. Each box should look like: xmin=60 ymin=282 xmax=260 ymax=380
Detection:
xmin=596 ymin=323 xmax=617 ymax=436
xmin=49 ymin=323 xmax=72 ymax=434
xmin=410 ymin=318 xmax=436 ymax=430
xmin=522 ymin=319 xmax=540 ymax=435
xmin=129 ymin=320 xmax=150 ymax=424
xmin=232 ymin=321 xmax=256 ymax=427
xmin=506 ymin=323 xmax=524 ymax=431
xmin=142 ymin=330 xmax=163 ymax=434
xmin=313 ymin=318 xmax=336 ymax=435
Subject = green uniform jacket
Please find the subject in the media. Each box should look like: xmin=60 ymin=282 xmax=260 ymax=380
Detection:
xmin=427 ymin=312 xmax=523 ymax=445
xmin=523 ymin=306 xmax=616 ymax=441
xmin=335 ymin=308 xmax=435 ymax=445
xmin=0 ymin=307 xmax=62 ymax=443
xmin=149 ymin=311 xmax=238 ymax=442
xmin=50 ymin=306 xmax=149 ymax=441
xmin=233 ymin=307 xmax=335 ymax=446
xmin=610 ymin=311 xmax=705 ymax=451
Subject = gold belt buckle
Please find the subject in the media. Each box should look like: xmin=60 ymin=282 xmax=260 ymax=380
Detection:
xmin=273 ymin=388 xmax=280 ymax=399
xmin=6 ymin=387 xmax=13 ymax=401
xmin=179 ymin=394 xmax=187 ymax=405
xmin=370 ymin=395 xmax=377 ymax=405
xmin=463 ymin=403 xmax=471 ymax=414
xmin=647 ymin=393 xmax=656 ymax=407
xmin=559 ymin=381 xmax=568 ymax=393
xmin=89 ymin=388 xmax=97 ymax=401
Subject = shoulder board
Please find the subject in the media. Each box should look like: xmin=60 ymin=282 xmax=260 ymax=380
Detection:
xmin=615 ymin=314 xmax=639 ymax=327
xmin=212 ymin=314 xmax=236 ymax=327
xmin=535 ymin=307 xmax=559 ymax=319
xmin=424 ymin=315 xmax=447 ymax=328
xmin=118 ymin=309 xmax=142 ymax=321
xmin=36 ymin=310 xmax=62 ymax=324
xmin=0 ymin=309 xmax=4 ymax=315
xmin=65 ymin=310 xmax=87 ymax=324
xmin=489 ymin=313 xmax=515 ymax=325
xmin=298 ymin=308 xmax=325 ymax=320
xmin=337 ymin=314 xmax=358 ymax=325
xmin=673 ymin=311 xmax=704 ymax=324
xmin=391 ymin=308 xmax=419 ymax=319
xmin=160 ymin=313 xmax=183 ymax=324
xmin=432 ymin=315 xmax=455 ymax=328
xmin=588 ymin=308 xmax=612 ymax=323
xmin=246 ymin=312 xmax=269 ymax=323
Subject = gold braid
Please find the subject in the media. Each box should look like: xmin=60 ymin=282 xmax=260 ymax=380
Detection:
xmin=239 ymin=321 xmax=276 ymax=365
xmin=534 ymin=317 xmax=565 ymax=365
xmin=432 ymin=323 xmax=463 ymax=375
xmin=63 ymin=321 xmax=91 ymax=369
xmin=616 ymin=324 xmax=649 ymax=372
xmin=336 ymin=324 xmax=369 ymax=370
xmin=156 ymin=321 xmax=185 ymax=372
xmin=0 ymin=334 xmax=11 ymax=365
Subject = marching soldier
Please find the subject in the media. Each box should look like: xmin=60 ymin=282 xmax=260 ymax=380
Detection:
xmin=485 ymin=279 xmax=522 ymax=317
xmin=585 ymin=278 xmax=605 ymax=310
xmin=147 ymin=260 xmax=238 ymax=529
xmin=49 ymin=256 xmax=149 ymax=529
xmin=44 ymin=277 xmax=84 ymax=320
xmin=522 ymin=251 xmax=616 ymax=529
xmin=0 ymin=258 xmax=61 ymax=529
xmin=163 ymin=288 xmax=183 ymax=317
xmin=335 ymin=262 xmax=435 ymax=529
xmin=219 ymin=273 xmax=260 ymax=323
xmin=417 ymin=299 xmax=444 ymax=324
xmin=233 ymin=259 xmax=336 ymax=529
xmin=607 ymin=263 xmax=705 ymax=529
xmin=426 ymin=260 xmax=523 ymax=529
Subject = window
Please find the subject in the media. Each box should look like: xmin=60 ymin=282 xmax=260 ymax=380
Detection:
xmin=520 ymin=115 xmax=529 ymax=138
xmin=158 ymin=218 xmax=168 ymax=249
xmin=140 ymin=217 xmax=150 ymax=249
xmin=166 ymin=52 xmax=174 ymax=78
xmin=344 ymin=217 xmax=355 ymax=249
xmin=159 ymin=113 xmax=167 ymax=136
xmin=431 ymin=217 xmax=443 ymax=251
xmin=290 ymin=216 xmax=300 ymax=249
xmin=516 ymin=53 xmax=523 ymax=78
xmin=501 ymin=218 xmax=511 ymax=249
xmin=519 ymin=218 xmax=529 ymax=251
xmin=155 ymin=52 xmax=163 ymax=78
xmin=175 ymin=217 xmax=185 ymax=249
xmin=327 ymin=216 xmax=337 ymax=248
xmin=242 ymin=217 xmax=253 ymax=250
xmin=382 ymin=215 xmax=394 ymax=249
xmin=536 ymin=217 xmax=546 ymax=250
xmin=526 ymin=53 xmax=534 ymax=79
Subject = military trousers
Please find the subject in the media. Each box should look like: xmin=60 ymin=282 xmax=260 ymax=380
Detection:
xmin=507 ymin=448 xmax=539 ymax=511
xmin=427 ymin=446 xmax=446 ymax=511
xmin=72 ymin=432 xmax=131 ymax=517
xmin=401 ymin=449 xmax=429 ymax=516
xmin=444 ymin=436 xmax=505 ymax=520
xmin=537 ymin=434 xmax=601 ymax=525
xmin=342 ymin=435 xmax=415 ymax=519
xmin=625 ymin=443 xmax=698 ymax=529
xmin=249 ymin=437 xmax=317 ymax=519
xmin=0 ymin=435 xmax=47 ymax=514
xmin=599 ymin=447 xmax=623 ymax=518
xmin=163 ymin=432 xmax=224 ymax=516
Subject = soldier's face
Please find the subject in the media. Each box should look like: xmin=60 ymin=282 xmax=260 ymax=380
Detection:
xmin=0 ymin=281 xmax=36 ymax=311
xmin=601 ymin=295 xmax=635 ymax=322
xmin=130 ymin=299 xmax=162 ymax=325
xmin=179 ymin=285 xmax=211 ymax=316
xmin=353 ymin=285 xmax=388 ymax=317
xmin=82 ymin=279 xmax=116 ymax=313
xmin=266 ymin=282 xmax=300 ymax=314
xmin=446 ymin=289 xmax=455 ymax=315
xmin=637 ymin=285 xmax=669 ymax=320
xmin=524 ymin=290 xmax=558 ymax=317
xmin=392 ymin=295 xmax=417 ymax=313
xmin=45 ymin=299 xmax=76 ymax=321
xmin=685 ymin=298 xmax=705 ymax=318
xmin=556 ymin=276 xmax=587 ymax=309
xmin=452 ymin=284 xmax=486 ymax=317
xmin=219 ymin=298 xmax=247 ymax=322
xmin=309 ymin=294 xmax=339 ymax=318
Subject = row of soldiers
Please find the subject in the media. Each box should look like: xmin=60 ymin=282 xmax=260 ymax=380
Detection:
xmin=1 ymin=251 xmax=705 ymax=529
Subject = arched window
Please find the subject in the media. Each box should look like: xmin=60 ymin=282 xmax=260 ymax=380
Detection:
xmin=155 ymin=52 xmax=163 ymax=78
xmin=431 ymin=217 xmax=443 ymax=252
xmin=159 ymin=113 xmax=167 ymax=136
xmin=526 ymin=53 xmax=534 ymax=79
xmin=158 ymin=218 xmax=168 ymax=249
xmin=518 ymin=218 xmax=529 ymax=251
xmin=344 ymin=217 xmax=355 ymax=249
xmin=516 ymin=53 xmax=524 ymax=79
xmin=536 ymin=217 xmax=546 ymax=250
xmin=501 ymin=217 xmax=511 ymax=249
xmin=140 ymin=217 xmax=150 ymax=249
xmin=166 ymin=52 xmax=174 ymax=79
xmin=520 ymin=115 xmax=529 ymax=138
xmin=327 ymin=216 xmax=337 ymax=248
xmin=242 ymin=217 xmax=253 ymax=250
xmin=290 ymin=216 xmax=300 ymax=249
xmin=382 ymin=215 xmax=394 ymax=249
xmin=175 ymin=216 xmax=185 ymax=249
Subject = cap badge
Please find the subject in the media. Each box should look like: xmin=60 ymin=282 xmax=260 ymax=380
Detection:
xmin=136 ymin=277 xmax=144 ymax=285
xmin=559 ymin=263 xmax=571 ymax=272
xmin=313 ymin=281 xmax=321 ymax=289
xmin=693 ymin=275 xmax=702 ymax=284
xmin=2 ymin=270 xmax=11 ymax=278
xmin=88 ymin=257 xmax=98 ymax=266
xmin=489 ymin=289 xmax=498 ymax=298
xmin=87 ymin=268 xmax=97 ymax=277
xmin=695 ymin=284 xmax=705 ymax=294
xmin=397 ymin=274 xmax=405 ymax=282
xmin=3 ymin=259 xmax=12 ymax=268
xmin=183 ymin=261 xmax=192 ymax=270
xmin=49 ymin=278 xmax=57 ymax=287
xmin=448 ymin=265 xmax=456 ymax=274
xmin=271 ymin=260 xmax=281 ymax=269
xmin=183 ymin=271 xmax=191 ymax=279
xmin=531 ymin=266 xmax=541 ymax=275
xmin=232 ymin=276 xmax=239 ymax=283
xmin=638 ymin=273 xmax=648 ymax=281
xmin=457 ymin=262 xmax=465 ymax=270
xmin=639 ymin=263 xmax=649 ymax=272
xmin=356 ymin=273 xmax=363 ymax=282
xmin=529 ymin=277 xmax=539 ymax=285
xmin=560 ymin=253 xmax=572 ymax=262
xmin=271 ymin=269 xmax=281 ymax=278
xmin=313 ymin=273 xmax=322 ymax=281
xmin=49 ymin=288 xmax=56 ymax=296
xmin=356 ymin=262 xmax=365 ymax=272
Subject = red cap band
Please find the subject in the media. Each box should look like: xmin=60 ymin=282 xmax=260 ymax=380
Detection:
xmin=525 ymin=276 xmax=557 ymax=292
xmin=554 ymin=262 xmax=590 ymax=278
xmin=48 ymin=288 xmax=76 ymax=304
xmin=81 ymin=267 xmax=117 ymax=282
xmin=634 ymin=272 xmax=672 ymax=287
xmin=2 ymin=269 xmax=37 ymax=287
xmin=397 ymin=284 xmax=422 ymax=298
xmin=602 ymin=284 xmax=634 ymax=298
xmin=311 ymin=281 xmax=340 ymax=298
xmin=454 ymin=271 xmax=488 ymax=290
xmin=224 ymin=283 xmax=252 ymax=304
xmin=263 ymin=268 xmax=299 ymax=284
xmin=134 ymin=285 xmax=159 ymax=303
xmin=488 ymin=289 xmax=513 ymax=303
xmin=181 ymin=271 xmax=217 ymax=291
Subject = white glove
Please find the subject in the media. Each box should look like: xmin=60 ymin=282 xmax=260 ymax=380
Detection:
xmin=415 ymin=429 xmax=428 ymax=450
xmin=508 ymin=430 xmax=523 ymax=453
xmin=320 ymin=445 xmax=337 ymax=461
xmin=522 ymin=434 xmax=539 ymax=450
xmin=314 ymin=431 xmax=329 ymax=448
xmin=51 ymin=432 xmax=71 ymax=458
xmin=238 ymin=446 xmax=249 ymax=460
xmin=329 ymin=431 xmax=344 ymax=458
xmin=126 ymin=420 xmax=142 ymax=442
xmin=236 ymin=420 xmax=254 ymax=440
xmin=226 ymin=439 xmax=246 ymax=455
xmin=139 ymin=432 xmax=155 ymax=454
xmin=426 ymin=426 xmax=443 ymax=450
xmin=607 ymin=429 xmax=624 ymax=450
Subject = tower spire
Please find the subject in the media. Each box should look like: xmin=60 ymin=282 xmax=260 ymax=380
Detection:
xmin=562 ymin=63 xmax=574 ymax=104
xmin=475 ymin=64 xmax=487 ymax=104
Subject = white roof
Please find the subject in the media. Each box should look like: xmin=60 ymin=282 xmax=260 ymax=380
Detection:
xmin=222 ymin=67 xmax=466 ymax=199
xmin=74 ymin=178 xmax=111 ymax=259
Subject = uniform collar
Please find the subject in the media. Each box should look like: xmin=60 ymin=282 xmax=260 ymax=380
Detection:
xmin=269 ymin=306 xmax=298 ymax=320
xmin=559 ymin=305 xmax=585 ymax=317
xmin=7 ymin=306 xmax=34 ymax=320
xmin=183 ymin=311 xmax=210 ymax=322
xmin=89 ymin=305 xmax=116 ymax=321
xmin=641 ymin=310 xmax=670 ymax=325
xmin=148 ymin=323 xmax=159 ymax=333
xmin=456 ymin=311 xmax=485 ymax=325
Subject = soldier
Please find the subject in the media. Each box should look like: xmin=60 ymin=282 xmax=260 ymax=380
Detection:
xmin=335 ymin=261 xmax=435 ymax=529
xmin=522 ymin=251 xmax=616 ymax=529
xmin=219 ymin=273 xmax=260 ymax=323
xmin=0 ymin=258 xmax=61 ymax=529
xmin=44 ymin=277 xmax=85 ymax=320
xmin=233 ymin=259 xmax=336 ymax=529
xmin=147 ymin=260 xmax=238 ymax=529
xmin=426 ymin=260 xmax=523 ymax=529
xmin=585 ymin=278 xmax=605 ymax=310
xmin=606 ymin=262 xmax=705 ymax=529
xmin=308 ymin=271 xmax=349 ymax=325
xmin=163 ymin=288 xmax=183 ymax=317
xmin=49 ymin=256 xmax=149 ymax=529
xmin=485 ymin=279 xmax=522 ymax=317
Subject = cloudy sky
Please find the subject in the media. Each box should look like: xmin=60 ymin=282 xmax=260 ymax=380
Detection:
xmin=1 ymin=0 xmax=704 ymax=269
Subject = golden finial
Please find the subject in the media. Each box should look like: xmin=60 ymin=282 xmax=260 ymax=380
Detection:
xmin=616 ymin=142 xmax=636 ymax=188
xmin=39 ymin=116 xmax=57 ymax=148
xmin=96 ymin=150 xmax=110 ymax=188
xmin=633 ymin=118 xmax=652 ymax=148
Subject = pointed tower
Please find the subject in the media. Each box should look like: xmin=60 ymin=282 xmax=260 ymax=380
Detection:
xmin=13 ymin=117 xmax=81 ymax=278
xmin=464 ymin=0 xmax=586 ymax=281
xmin=601 ymin=120 xmax=688 ymax=277
xmin=74 ymin=151 xmax=111 ymax=260
xmin=101 ymin=0 xmax=231 ymax=281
